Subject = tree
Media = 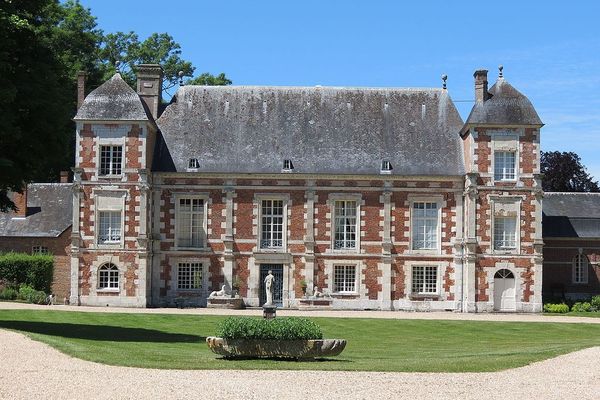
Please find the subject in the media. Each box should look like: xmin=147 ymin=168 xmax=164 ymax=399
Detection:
xmin=187 ymin=72 xmax=232 ymax=86
xmin=541 ymin=151 xmax=599 ymax=192
xmin=98 ymin=32 xmax=194 ymax=94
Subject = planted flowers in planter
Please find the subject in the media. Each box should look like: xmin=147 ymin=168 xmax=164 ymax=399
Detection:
xmin=206 ymin=317 xmax=346 ymax=360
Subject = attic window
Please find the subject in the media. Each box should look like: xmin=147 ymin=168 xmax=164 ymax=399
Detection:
xmin=188 ymin=158 xmax=200 ymax=170
xmin=380 ymin=160 xmax=393 ymax=174
xmin=282 ymin=159 xmax=294 ymax=173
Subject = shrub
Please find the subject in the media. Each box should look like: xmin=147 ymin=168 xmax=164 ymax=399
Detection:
xmin=543 ymin=303 xmax=570 ymax=313
xmin=590 ymin=296 xmax=600 ymax=312
xmin=0 ymin=252 xmax=53 ymax=293
xmin=0 ymin=287 xmax=18 ymax=300
xmin=571 ymin=302 xmax=592 ymax=313
xmin=217 ymin=317 xmax=323 ymax=340
xmin=17 ymin=284 xmax=47 ymax=304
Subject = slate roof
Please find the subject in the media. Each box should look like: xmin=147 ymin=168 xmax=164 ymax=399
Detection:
xmin=462 ymin=78 xmax=542 ymax=133
xmin=543 ymin=193 xmax=600 ymax=238
xmin=0 ymin=184 xmax=72 ymax=237
xmin=74 ymin=73 xmax=151 ymax=121
xmin=154 ymin=86 xmax=465 ymax=176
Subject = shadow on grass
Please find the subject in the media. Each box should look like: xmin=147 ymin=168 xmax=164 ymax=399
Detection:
xmin=0 ymin=320 xmax=202 ymax=343
xmin=219 ymin=356 xmax=351 ymax=363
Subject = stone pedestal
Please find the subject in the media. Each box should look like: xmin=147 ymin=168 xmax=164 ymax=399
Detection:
xmin=262 ymin=305 xmax=277 ymax=319
xmin=207 ymin=297 xmax=245 ymax=309
xmin=298 ymin=298 xmax=333 ymax=310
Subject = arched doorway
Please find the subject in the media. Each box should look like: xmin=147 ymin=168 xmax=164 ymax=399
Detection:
xmin=493 ymin=269 xmax=516 ymax=311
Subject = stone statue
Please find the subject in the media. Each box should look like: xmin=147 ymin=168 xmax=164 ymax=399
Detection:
xmin=312 ymin=286 xmax=322 ymax=298
xmin=264 ymin=270 xmax=275 ymax=306
xmin=209 ymin=285 xmax=228 ymax=298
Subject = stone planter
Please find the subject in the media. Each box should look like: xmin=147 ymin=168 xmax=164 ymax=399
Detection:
xmin=206 ymin=337 xmax=347 ymax=359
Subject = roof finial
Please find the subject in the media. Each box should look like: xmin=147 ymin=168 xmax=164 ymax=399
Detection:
xmin=178 ymin=71 xmax=184 ymax=86
xmin=115 ymin=60 xmax=121 ymax=69
xmin=441 ymin=74 xmax=448 ymax=90
xmin=498 ymin=64 xmax=504 ymax=78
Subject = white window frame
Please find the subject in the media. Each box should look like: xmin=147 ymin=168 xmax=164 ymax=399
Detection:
xmin=490 ymin=197 xmax=522 ymax=255
xmin=177 ymin=262 xmax=204 ymax=291
xmin=98 ymin=144 xmax=124 ymax=177
xmin=494 ymin=150 xmax=517 ymax=182
xmin=170 ymin=257 xmax=210 ymax=297
xmin=409 ymin=196 xmax=442 ymax=254
xmin=94 ymin=191 xmax=126 ymax=249
xmin=573 ymin=253 xmax=589 ymax=284
xmin=493 ymin=216 xmax=517 ymax=250
xmin=97 ymin=210 xmax=123 ymax=245
xmin=406 ymin=262 xmax=442 ymax=297
xmin=329 ymin=194 xmax=361 ymax=253
xmin=258 ymin=197 xmax=287 ymax=251
xmin=97 ymin=263 xmax=120 ymax=292
xmin=174 ymin=193 xmax=209 ymax=250
xmin=332 ymin=264 xmax=358 ymax=294
xmin=324 ymin=259 xmax=362 ymax=296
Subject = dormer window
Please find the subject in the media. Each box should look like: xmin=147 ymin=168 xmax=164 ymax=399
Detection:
xmin=282 ymin=159 xmax=294 ymax=172
xmin=188 ymin=158 xmax=200 ymax=170
xmin=381 ymin=160 xmax=393 ymax=174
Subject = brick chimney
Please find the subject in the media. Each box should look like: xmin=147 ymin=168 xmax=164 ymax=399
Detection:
xmin=13 ymin=186 xmax=28 ymax=217
xmin=474 ymin=69 xmax=490 ymax=102
xmin=60 ymin=171 xmax=70 ymax=183
xmin=135 ymin=64 xmax=164 ymax=119
xmin=77 ymin=71 xmax=87 ymax=110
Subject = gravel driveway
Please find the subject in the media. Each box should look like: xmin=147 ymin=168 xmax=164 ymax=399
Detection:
xmin=1 ymin=301 xmax=600 ymax=400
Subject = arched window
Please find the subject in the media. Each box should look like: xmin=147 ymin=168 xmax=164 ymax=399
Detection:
xmin=573 ymin=254 xmax=589 ymax=284
xmin=98 ymin=263 xmax=119 ymax=289
xmin=494 ymin=269 xmax=515 ymax=279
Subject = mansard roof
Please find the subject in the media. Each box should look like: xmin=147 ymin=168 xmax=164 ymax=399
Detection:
xmin=154 ymin=85 xmax=465 ymax=176
xmin=543 ymin=192 xmax=600 ymax=238
xmin=463 ymin=78 xmax=542 ymax=131
xmin=0 ymin=184 xmax=72 ymax=237
xmin=74 ymin=73 xmax=152 ymax=122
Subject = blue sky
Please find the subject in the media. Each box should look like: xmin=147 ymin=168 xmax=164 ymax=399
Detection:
xmin=80 ymin=0 xmax=600 ymax=179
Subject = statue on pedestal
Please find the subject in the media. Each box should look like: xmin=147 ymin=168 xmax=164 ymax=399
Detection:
xmin=264 ymin=270 xmax=275 ymax=306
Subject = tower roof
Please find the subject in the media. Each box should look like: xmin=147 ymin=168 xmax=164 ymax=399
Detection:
xmin=74 ymin=73 xmax=152 ymax=122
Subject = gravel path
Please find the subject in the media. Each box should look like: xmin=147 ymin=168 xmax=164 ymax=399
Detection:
xmin=0 ymin=327 xmax=599 ymax=400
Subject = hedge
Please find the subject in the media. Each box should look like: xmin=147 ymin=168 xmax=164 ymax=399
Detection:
xmin=216 ymin=317 xmax=323 ymax=340
xmin=0 ymin=252 xmax=54 ymax=293
xmin=543 ymin=303 xmax=570 ymax=313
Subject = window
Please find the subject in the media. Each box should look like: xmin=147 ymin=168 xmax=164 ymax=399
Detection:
xmin=333 ymin=200 xmax=357 ymax=250
xmin=494 ymin=216 xmax=517 ymax=250
xmin=573 ymin=254 xmax=589 ymax=284
xmin=381 ymin=160 xmax=393 ymax=173
xmin=412 ymin=202 xmax=438 ymax=250
xmin=32 ymin=246 xmax=49 ymax=255
xmin=260 ymin=199 xmax=284 ymax=249
xmin=494 ymin=151 xmax=516 ymax=181
xmin=333 ymin=265 xmax=356 ymax=293
xmin=98 ymin=263 xmax=119 ymax=289
xmin=98 ymin=211 xmax=122 ymax=244
xmin=282 ymin=159 xmax=294 ymax=172
xmin=411 ymin=265 xmax=438 ymax=295
xmin=99 ymin=145 xmax=123 ymax=176
xmin=176 ymin=198 xmax=205 ymax=248
xmin=177 ymin=262 xmax=203 ymax=290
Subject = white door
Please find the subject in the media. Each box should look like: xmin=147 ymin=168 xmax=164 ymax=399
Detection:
xmin=493 ymin=269 xmax=516 ymax=311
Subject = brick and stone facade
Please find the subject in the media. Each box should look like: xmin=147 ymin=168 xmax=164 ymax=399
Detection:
xmin=68 ymin=65 xmax=546 ymax=311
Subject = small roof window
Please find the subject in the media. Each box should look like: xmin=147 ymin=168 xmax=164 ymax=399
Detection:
xmin=380 ymin=160 xmax=393 ymax=174
xmin=187 ymin=158 xmax=200 ymax=170
xmin=282 ymin=159 xmax=294 ymax=173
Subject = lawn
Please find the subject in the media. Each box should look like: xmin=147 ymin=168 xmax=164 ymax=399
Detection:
xmin=1 ymin=310 xmax=600 ymax=372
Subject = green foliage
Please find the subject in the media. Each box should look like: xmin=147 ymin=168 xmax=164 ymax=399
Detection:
xmin=216 ymin=317 xmax=323 ymax=340
xmin=543 ymin=303 xmax=570 ymax=313
xmin=590 ymin=296 xmax=600 ymax=311
xmin=571 ymin=302 xmax=592 ymax=313
xmin=17 ymin=284 xmax=47 ymax=304
xmin=0 ymin=287 xmax=18 ymax=300
xmin=0 ymin=253 xmax=54 ymax=293
xmin=541 ymin=151 xmax=599 ymax=192
xmin=187 ymin=72 xmax=232 ymax=86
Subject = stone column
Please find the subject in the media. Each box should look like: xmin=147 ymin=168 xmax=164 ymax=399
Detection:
xmin=380 ymin=189 xmax=392 ymax=310
xmin=463 ymin=173 xmax=479 ymax=312
xmin=453 ymin=191 xmax=464 ymax=311
xmin=69 ymin=168 xmax=82 ymax=305
xmin=532 ymin=174 xmax=544 ymax=312
xmin=150 ymin=185 xmax=162 ymax=305
xmin=223 ymin=185 xmax=235 ymax=291
xmin=304 ymin=188 xmax=316 ymax=294
xmin=136 ymin=169 xmax=150 ymax=306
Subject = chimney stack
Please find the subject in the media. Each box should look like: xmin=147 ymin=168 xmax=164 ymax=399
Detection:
xmin=135 ymin=64 xmax=164 ymax=119
xmin=60 ymin=171 xmax=70 ymax=183
xmin=13 ymin=185 xmax=28 ymax=218
xmin=77 ymin=71 xmax=87 ymax=110
xmin=473 ymin=69 xmax=490 ymax=102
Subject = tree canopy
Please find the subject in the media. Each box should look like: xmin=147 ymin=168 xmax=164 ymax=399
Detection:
xmin=541 ymin=151 xmax=599 ymax=192
xmin=0 ymin=0 xmax=231 ymax=211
